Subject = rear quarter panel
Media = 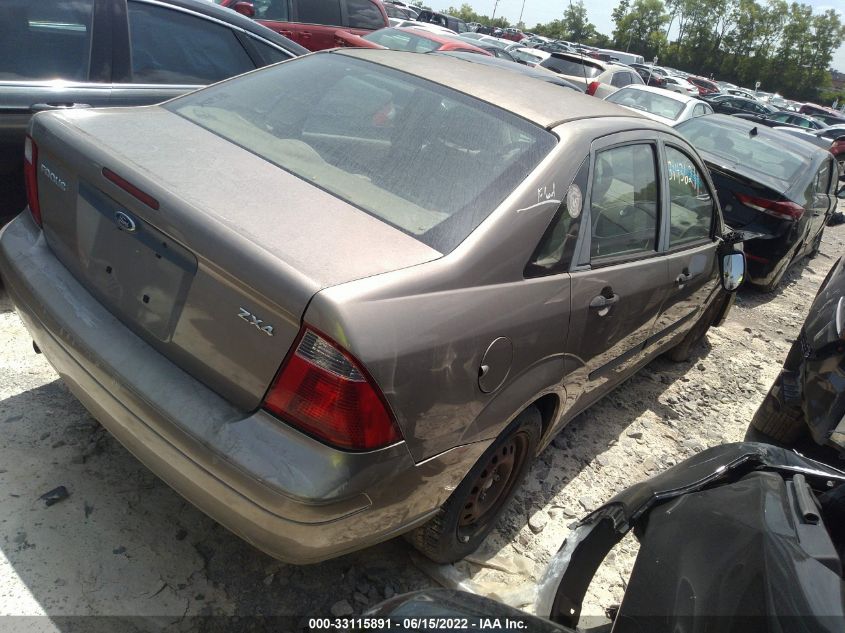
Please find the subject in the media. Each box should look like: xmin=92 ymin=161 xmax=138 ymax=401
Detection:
xmin=304 ymin=127 xmax=599 ymax=462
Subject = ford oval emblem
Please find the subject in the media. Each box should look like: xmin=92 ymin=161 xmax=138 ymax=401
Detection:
xmin=114 ymin=211 xmax=137 ymax=233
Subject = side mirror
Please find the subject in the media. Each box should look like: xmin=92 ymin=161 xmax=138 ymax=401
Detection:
xmin=721 ymin=251 xmax=745 ymax=292
xmin=233 ymin=1 xmax=255 ymax=17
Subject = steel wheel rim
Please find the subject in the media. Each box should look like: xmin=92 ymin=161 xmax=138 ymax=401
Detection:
xmin=457 ymin=431 xmax=530 ymax=537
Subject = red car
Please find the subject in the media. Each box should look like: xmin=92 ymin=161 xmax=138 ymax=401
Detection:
xmin=215 ymin=0 xmax=388 ymax=51
xmin=685 ymin=76 xmax=720 ymax=96
xmin=334 ymin=27 xmax=491 ymax=56
xmin=501 ymin=28 xmax=525 ymax=42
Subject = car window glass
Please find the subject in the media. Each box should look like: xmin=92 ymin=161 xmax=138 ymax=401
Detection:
xmin=590 ymin=144 xmax=659 ymax=260
xmin=540 ymin=56 xmax=602 ymax=79
xmin=168 ymin=54 xmax=555 ymax=254
xmin=813 ymin=160 xmax=832 ymax=196
xmin=665 ymin=146 xmax=713 ymax=247
xmin=247 ymin=35 xmax=294 ymax=65
xmin=128 ymin=2 xmax=254 ymax=84
xmin=526 ymin=158 xmax=589 ymax=276
xmin=772 ymin=113 xmax=790 ymax=122
xmin=297 ymin=0 xmax=341 ymax=25
xmin=364 ymin=28 xmax=440 ymax=52
xmin=346 ymin=0 xmax=383 ymax=29
xmin=253 ymin=0 xmax=289 ymax=20
xmin=0 ymin=0 xmax=94 ymax=81
xmin=610 ymin=72 xmax=628 ymax=87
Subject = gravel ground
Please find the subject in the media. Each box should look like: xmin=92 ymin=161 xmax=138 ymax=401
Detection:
xmin=1 ymin=224 xmax=843 ymax=630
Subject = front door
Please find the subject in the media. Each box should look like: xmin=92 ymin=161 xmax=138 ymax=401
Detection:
xmin=648 ymin=143 xmax=721 ymax=349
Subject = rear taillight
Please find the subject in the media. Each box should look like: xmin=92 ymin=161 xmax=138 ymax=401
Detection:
xmin=23 ymin=135 xmax=42 ymax=226
xmin=735 ymin=192 xmax=804 ymax=221
xmin=263 ymin=328 xmax=401 ymax=451
xmin=586 ymin=81 xmax=601 ymax=96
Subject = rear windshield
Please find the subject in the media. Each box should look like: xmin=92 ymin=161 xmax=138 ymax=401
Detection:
xmin=676 ymin=117 xmax=810 ymax=185
xmin=363 ymin=28 xmax=440 ymax=52
xmin=540 ymin=55 xmax=602 ymax=79
xmin=607 ymin=88 xmax=685 ymax=120
xmin=167 ymin=54 xmax=555 ymax=253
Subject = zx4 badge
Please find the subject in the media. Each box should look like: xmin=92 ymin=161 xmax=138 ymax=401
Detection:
xmin=237 ymin=307 xmax=274 ymax=336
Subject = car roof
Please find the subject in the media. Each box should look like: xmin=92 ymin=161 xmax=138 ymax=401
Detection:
xmin=613 ymin=84 xmax=698 ymax=104
xmin=333 ymin=48 xmax=638 ymax=128
xmin=165 ymin=0 xmax=307 ymax=53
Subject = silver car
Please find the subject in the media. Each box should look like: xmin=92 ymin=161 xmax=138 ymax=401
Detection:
xmin=0 ymin=49 xmax=744 ymax=564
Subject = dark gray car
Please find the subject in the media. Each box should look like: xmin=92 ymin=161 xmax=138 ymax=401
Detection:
xmin=0 ymin=0 xmax=305 ymax=223
xmin=0 ymin=49 xmax=745 ymax=564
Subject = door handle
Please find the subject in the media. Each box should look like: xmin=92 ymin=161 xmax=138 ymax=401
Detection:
xmin=31 ymin=102 xmax=92 ymax=111
xmin=675 ymin=271 xmax=693 ymax=286
xmin=590 ymin=293 xmax=619 ymax=311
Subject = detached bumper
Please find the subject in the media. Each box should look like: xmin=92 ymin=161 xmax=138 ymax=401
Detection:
xmin=0 ymin=213 xmax=488 ymax=563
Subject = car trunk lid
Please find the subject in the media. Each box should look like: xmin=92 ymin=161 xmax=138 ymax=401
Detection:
xmin=704 ymin=160 xmax=795 ymax=230
xmin=30 ymin=107 xmax=441 ymax=410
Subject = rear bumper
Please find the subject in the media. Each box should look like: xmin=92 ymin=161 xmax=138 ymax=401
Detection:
xmin=0 ymin=213 xmax=489 ymax=563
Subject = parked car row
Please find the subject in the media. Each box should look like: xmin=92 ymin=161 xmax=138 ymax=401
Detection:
xmin=0 ymin=0 xmax=308 ymax=224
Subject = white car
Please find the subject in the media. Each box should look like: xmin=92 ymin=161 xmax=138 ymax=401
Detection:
xmin=661 ymin=75 xmax=699 ymax=96
xmin=604 ymin=85 xmax=714 ymax=126
xmin=537 ymin=52 xmax=644 ymax=97
xmin=509 ymin=47 xmax=549 ymax=66
xmin=392 ymin=20 xmax=456 ymax=35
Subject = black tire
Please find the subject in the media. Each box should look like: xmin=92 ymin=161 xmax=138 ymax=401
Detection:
xmin=665 ymin=293 xmax=723 ymax=362
xmin=406 ymin=407 xmax=542 ymax=563
xmin=749 ymin=384 xmax=805 ymax=444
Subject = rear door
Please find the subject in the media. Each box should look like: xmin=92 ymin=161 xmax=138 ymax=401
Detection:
xmin=109 ymin=0 xmax=260 ymax=107
xmin=647 ymin=140 xmax=720 ymax=349
xmin=289 ymin=0 xmax=344 ymax=50
xmin=0 ymin=0 xmax=111 ymax=219
xmin=803 ymin=157 xmax=836 ymax=252
xmin=566 ymin=133 xmax=668 ymax=409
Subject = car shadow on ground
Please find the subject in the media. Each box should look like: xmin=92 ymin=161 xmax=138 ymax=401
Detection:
xmin=0 ymin=379 xmax=436 ymax=628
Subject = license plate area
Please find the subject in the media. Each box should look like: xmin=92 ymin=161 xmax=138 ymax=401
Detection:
xmin=75 ymin=183 xmax=197 ymax=341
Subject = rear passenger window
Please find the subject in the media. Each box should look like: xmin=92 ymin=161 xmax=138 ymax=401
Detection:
xmin=0 ymin=0 xmax=94 ymax=81
xmin=297 ymin=0 xmax=342 ymax=25
xmin=128 ymin=2 xmax=255 ymax=84
xmin=526 ymin=158 xmax=589 ymax=276
xmin=254 ymin=0 xmax=290 ymax=21
xmin=665 ymin=146 xmax=713 ymax=247
xmin=611 ymin=72 xmax=631 ymax=87
xmin=590 ymin=144 xmax=659 ymax=261
xmin=248 ymin=35 xmax=294 ymax=65
xmin=346 ymin=0 xmax=384 ymax=29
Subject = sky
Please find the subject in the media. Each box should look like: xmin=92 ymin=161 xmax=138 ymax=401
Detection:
xmin=423 ymin=0 xmax=845 ymax=72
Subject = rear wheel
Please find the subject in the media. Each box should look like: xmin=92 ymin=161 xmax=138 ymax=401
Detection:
xmin=749 ymin=384 xmax=805 ymax=444
xmin=406 ymin=407 xmax=541 ymax=563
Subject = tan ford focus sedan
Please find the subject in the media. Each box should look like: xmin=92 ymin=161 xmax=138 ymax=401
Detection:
xmin=0 ymin=49 xmax=744 ymax=564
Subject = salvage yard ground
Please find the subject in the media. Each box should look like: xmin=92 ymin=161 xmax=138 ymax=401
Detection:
xmin=1 ymin=225 xmax=843 ymax=630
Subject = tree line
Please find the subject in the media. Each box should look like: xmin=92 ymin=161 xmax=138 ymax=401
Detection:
xmin=435 ymin=1 xmax=845 ymax=102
